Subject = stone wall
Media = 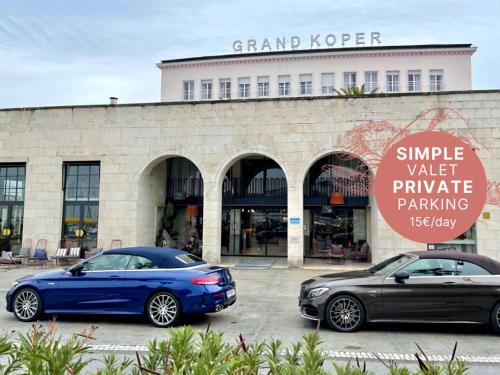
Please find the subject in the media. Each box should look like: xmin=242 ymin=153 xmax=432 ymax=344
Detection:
xmin=1 ymin=91 xmax=499 ymax=265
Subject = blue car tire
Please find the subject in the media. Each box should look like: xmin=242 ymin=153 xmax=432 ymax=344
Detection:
xmin=13 ymin=288 xmax=43 ymax=322
xmin=146 ymin=291 xmax=181 ymax=327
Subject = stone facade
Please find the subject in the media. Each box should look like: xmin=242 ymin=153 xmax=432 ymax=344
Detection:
xmin=1 ymin=90 xmax=499 ymax=265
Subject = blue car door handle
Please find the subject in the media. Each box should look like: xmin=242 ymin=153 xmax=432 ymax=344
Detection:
xmin=108 ymin=275 xmax=121 ymax=279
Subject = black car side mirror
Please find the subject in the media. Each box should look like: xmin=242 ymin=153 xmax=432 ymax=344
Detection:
xmin=69 ymin=264 xmax=84 ymax=276
xmin=394 ymin=271 xmax=410 ymax=283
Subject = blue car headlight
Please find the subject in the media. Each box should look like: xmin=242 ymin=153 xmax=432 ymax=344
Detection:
xmin=10 ymin=281 xmax=19 ymax=288
xmin=307 ymin=287 xmax=329 ymax=298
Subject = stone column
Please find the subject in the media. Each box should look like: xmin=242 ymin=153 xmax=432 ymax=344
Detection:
xmin=287 ymin=182 xmax=304 ymax=267
xmin=202 ymin=181 xmax=222 ymax=264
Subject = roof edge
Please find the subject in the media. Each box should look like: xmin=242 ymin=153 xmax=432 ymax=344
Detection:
xmin=158 ymin=44 xmax=475 ymax=65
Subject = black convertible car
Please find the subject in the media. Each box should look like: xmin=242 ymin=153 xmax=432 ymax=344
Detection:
xmin=299 ymin=251 xmax=500 ymax=333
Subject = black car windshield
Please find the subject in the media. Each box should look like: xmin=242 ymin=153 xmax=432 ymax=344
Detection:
xmin=368 ymin=254 xmax=415 ymax=275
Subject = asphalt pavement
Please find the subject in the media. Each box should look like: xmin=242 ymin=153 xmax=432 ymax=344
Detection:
xmin=1 ymin=264 xmax=499 ymax=374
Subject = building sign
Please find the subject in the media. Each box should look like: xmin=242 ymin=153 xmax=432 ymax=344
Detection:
xmin=232 ymin=32 xmax=381 ymax=53
xmin=289 ymin=217 xmax=301 ymax=225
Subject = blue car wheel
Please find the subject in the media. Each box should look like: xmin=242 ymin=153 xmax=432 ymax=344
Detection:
xmin=13 ymin=288 xmax=43 ymax=322
xmin=146 ymin=291 xmax=181 ymax=327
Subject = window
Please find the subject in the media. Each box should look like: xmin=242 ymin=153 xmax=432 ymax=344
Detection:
xmin=278 ymin=75 xmax=291 ymax=96
xmin=386 ymin=71 xmax=399 ymax=92
xmin=176 ymin=253 xmax=204 ymax=264
xmin=343 ymin=72 xmax=356 ymax=89
xmin=300 ymin=74 xmax=312 ymax=95
xmin=201 ymin=80 xmax=212 ymax=100
xmin=127 ymin=255 xmax=158 ymax=270
xmin=430 ymin=70 xmax=444 ymax=91
xmin=257 ymin=76 xmax=270 ymax=97
xmin=364 ymin=72 xmax=378 ymax=93
xmin=63 ymin=163 xmax=100 ymax=251
xmin=219 ymin=79 xmax=231 ymax=99
xmin=0 ymin=165 xmax=25 ymax=252
xmin=183 ymin=81 xmax=194 ymax=100
xmin=321 ymin=73 xmax=335 ymax=95
xmin=238 ymin=77 xmax=250 ymax=98
xmin=400 ymin=258 xmax=490 ymax=276
xmin=81 ymin=254 xmax=132 ymax=271
xmin=408 ymin=70 xmax=421 ymax=92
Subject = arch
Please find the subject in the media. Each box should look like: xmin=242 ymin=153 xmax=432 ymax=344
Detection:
xmin=214 ymin=149 xmax=291 ymax=190
xmin=298 ymin=148 xmax=374 ymax=190
xmin=135 ymin=151 xmax=207 ymax=184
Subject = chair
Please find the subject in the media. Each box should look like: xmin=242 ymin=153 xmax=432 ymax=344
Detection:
xmin=13 ymin=246 xmax=31 ymax=265
xmin=109 ymin=239 xmax=122 ymax=249
xmin=1 ymin=251 xmax=22 ymax=268
xmin=329 ymin=244 xmax=346 ymax=263
xmin=28 ymin=239 xmax=47 ymax=265
xmin=50 ymin=239 xmax=70 ymax=266
xmin=62 ymin=238 xmax=82 ymax=263
xmin=317 ymin=237 xmax=330 ymax=259
xmin=355 ymin=241 xmax=370 ymax=262
xmin=33 ymin=248 xmax=50 ymax=268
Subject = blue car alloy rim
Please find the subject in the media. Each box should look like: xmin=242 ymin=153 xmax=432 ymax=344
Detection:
xmin=329 ymin=297 xmax=361 ymax=330
xmin=14 ymin=290 xmax=39 ymax=320
xmin=149 ymin=294 xmax=178 ymax=326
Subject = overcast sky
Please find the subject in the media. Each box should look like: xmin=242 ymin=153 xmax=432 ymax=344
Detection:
xmin=1 ymin=0 xmax=499 ymax=108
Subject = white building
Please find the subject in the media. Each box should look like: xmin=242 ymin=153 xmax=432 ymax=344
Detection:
xmin=158 ymin=44 xmax=476 ymax=101
xmin=1 ymin=43 xmax=499 ymax=267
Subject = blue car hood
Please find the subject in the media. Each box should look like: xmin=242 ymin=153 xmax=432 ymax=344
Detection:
xmin=20 ymin=269 xmax=67 ymax=281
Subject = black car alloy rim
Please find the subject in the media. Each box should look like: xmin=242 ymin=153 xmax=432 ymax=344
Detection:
xmin=497 ymin=308 xmax=500 ymax=327
xmin=330 ymin=298 xmax=361 ymax=330
xmin=14 ymin=290 xmax=39 ymax=320
xmin=149 ymin=294 xmax=177 ymax=326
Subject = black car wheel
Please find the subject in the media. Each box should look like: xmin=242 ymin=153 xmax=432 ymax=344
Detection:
xmin=13 ymin=288 xmax=43 ymax=322
xmin=146 ymin=291 xmax=181 ymax=327
xmin=325 ymin=295 xmax=365 ymax=332
xmin=491 ymin=302 xmax=500 ymax=335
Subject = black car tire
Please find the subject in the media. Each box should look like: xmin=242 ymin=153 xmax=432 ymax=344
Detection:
xmin=13 ymin=288 xmax=43 ymax=322
xmin=146 ymin=291 xmax=181 ymax=328
xmin=491 ymin=302 xmax=500 ymax=335
xmin=325 ymin=295 xmax=365 ymax=332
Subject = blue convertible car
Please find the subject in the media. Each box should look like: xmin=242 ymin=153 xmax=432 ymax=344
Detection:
xmin=6 ymin=247 xmax=236 ymax=327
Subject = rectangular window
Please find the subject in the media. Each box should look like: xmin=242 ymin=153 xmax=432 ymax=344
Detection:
xmin=430 ymin=70 xmax=444 ymax=91
xmin=408 ymin=70 xmax=421 ymax=92
xmin=63 ymin=163 xmax=100 ymax=251
xmin=201 ymin=80 xmax=212 ymax=100
xmin=343 ymin=72 xmax=357 ymax=88
xmin=0 ymin=164 xmax=25 ymax=253
xmin=321 ymin=73 xmax=335 ymax=94
xmin=364 ymin=71 xmax=378 ymax=93
xmin=238 ymin=77 xmax=250 ymax=98
xmin=300 ymin=74 xmax=312 ymax=95
xmin=183 ymin=81 xmax=194 ymax=100
xmin=278 ymin=75 xmax=291 ymax=96
xmin=219 ymin=79 xmax=231 ymax=99
xmin=257 ymin=76 xmax=270 ymax=97
xmin=386 ymin=71 xmax=399 ymax=92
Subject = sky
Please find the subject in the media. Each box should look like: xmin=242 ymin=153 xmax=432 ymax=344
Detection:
xmin=1 ymin=0 xmax=499 ymax=108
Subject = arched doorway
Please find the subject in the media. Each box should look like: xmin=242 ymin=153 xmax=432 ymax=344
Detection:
xmin=303 ymin=153 xmax=371 ymax=263
xmin=221 ymin=155 xmax=287 ymax=257
xmin=137 ymin=156 xmax=204 ymax=250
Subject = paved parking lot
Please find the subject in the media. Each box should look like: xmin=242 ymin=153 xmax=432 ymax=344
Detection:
xmin=1 ymin=264 xmax=499 ymax=372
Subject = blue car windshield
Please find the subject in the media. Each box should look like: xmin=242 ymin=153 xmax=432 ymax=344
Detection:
xmin=368 ymin=254 xmax=414 ymax=275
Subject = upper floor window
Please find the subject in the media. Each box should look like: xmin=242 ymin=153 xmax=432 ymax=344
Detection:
xmin=343 ymin=72 xmax=356 ymax=89
xmin=278 ymin=75 xmax=291 ymax=96
xmin=321 ymin=73 xmax=335 ymax=95
xmin=430 ymin=70 xmax=444 ymax=91
xmin=219 ymin=79 xmax=231 ymax=99
xmin=386 ymin=71 xmax=399 ymax=92
xmin=364 ymin=72 xmax=378 ymax=93
xmin=238 ymin=77 xmax=250 ymax=98
xmin=183 ymin=81 xmax=194 ymax=101
xmin=201 ymin=80 xmax=212 ymax=100
xmin=257 ymin=76 xmax=270 ymax=97
xmin=408 ymin=70 xmax=421 ymax=92
xmin=64 ymin=164 xmax=100 ymax=202
xmin=300 ymin=74 xmax=312 ymax=95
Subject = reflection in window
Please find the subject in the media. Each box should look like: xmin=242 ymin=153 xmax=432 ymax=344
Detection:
xmin=0 ymin=165 xmax=25 ymax=253
xmin=63 ymin=163 xmax=100 ymax=251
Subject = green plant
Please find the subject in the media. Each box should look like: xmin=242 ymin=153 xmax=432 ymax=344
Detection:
xmin=334 ymin=84 xmax=379 ymax=96
xmin=0 ymin=330 xmax=21 ymax=375
xmin=95 ymin=354 xmax=135 ymax=375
